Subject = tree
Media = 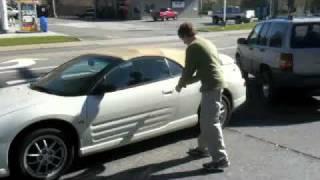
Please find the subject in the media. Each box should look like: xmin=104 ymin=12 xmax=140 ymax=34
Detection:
xmin=0 ymin=0 xmax=9 ymax=32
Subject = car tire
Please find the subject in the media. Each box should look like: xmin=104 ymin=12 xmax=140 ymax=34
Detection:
xmin=153 ymin=17 xmax=157 ymax=21
xmin=235 ymin=17 xmax=242 ymax=24
xmin=212 ymin=17 xmax=219 ymax=24
xmin=11 ymin=128 xmax=75 ymax=180
xmin=236 ymin=54 xmax=249 ymax=80
xmin=196 ymin=94 xmax=232 ymax=130
xmin=161 ymin=17 xmax=165 ymax=21
xmin=220 ymin=94 xmax=232 ymax=128
xmin=260 ymin=69 xmax=278 ymax=103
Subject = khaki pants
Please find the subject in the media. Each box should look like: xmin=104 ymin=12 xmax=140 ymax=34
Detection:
xmin=198 ymin=89 xmax=228 ymax=161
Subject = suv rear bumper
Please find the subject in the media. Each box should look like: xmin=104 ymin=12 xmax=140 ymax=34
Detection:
xmin=272 ymin=70 xmax=320 ymax=89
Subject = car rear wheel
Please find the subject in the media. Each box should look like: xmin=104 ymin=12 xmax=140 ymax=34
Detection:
xmin=220 ymin=95 xmax=232 ymax=128
xmin=11 ymin=128 xmax=75 ymax=180
xmin=260 ymin=69 xmax=278 ymax=103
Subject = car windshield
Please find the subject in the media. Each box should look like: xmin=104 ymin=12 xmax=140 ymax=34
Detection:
xmin=160 ymin=8 xmax=167 ymax=12
xmin=30 ymin=55 xmax=123 ymax=96
xmin=291 ymin=23 xmax=320 ymax=48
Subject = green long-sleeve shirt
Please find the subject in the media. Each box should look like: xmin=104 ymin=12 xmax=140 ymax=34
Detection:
xmin=177 ymin=37 xmax=225 ymax=92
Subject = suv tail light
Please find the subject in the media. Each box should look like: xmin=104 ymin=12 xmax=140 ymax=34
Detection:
xmin=280 ymin=53 xmax=293 ymax=72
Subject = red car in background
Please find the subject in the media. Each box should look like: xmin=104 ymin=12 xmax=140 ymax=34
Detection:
xmin=151 ymin=8 xmax=178 ymax=21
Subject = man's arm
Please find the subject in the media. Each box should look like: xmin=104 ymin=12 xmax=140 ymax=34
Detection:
xmin=176 ymin=45 xmax=198 ymax=91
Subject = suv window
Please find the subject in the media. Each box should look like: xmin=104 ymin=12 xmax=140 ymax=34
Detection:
xmin=257 ymin=23 xmax=271 ymax=46
xmin=291 ymin=23 xmax=320 ymax=48
xmin=248 ymin=23 xmax=263 ymax=45
xmin=269 ymin=23 xmax=288 ymax=48
xmin=102 ymin=57 xmax=170 ymax=92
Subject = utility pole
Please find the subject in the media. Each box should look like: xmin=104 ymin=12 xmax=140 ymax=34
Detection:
xmin=269 ymin=0 xmax=273 ymax=18
xmin=0 ymin=0 xmax=9 ymax=33
xmin=223 ymin=0 xmax=226 ymax=25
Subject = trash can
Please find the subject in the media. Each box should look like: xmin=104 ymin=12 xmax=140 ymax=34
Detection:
xmin=39 ymin=16 xmax=48 ymax=32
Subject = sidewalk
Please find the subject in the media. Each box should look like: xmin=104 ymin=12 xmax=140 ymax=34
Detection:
xmin=0 ymin=30 xmax=250 ymax=52
xmin=0 ymin=31 xmax=69 ymax=39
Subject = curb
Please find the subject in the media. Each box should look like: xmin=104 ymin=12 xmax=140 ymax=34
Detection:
xmin=0 ymin=30 xmax=250 ymax=53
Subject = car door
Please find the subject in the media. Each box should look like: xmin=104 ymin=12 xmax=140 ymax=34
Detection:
xmin=265 ymin=22 xmax=289 ymax=71
xmin=241 ymin=23 xmax=263 ymax=74
xmin=167 ymin=8 xmax=174 ymax=18
xmin=165 ymin=59 xmax=201 ymax=125
xmin=291 ymin=23 xmax=320 ymax=75
xmin=86 ymin=57 xmax=178 ymax=148
xmin=254 ymin=22 xmax=272 ymax=70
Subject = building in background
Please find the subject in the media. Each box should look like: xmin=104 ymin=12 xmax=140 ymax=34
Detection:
xmin=35 ymin=0 xmax=200 ymax=19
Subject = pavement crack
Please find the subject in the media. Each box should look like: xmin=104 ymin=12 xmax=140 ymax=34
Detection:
xmin=227 ymin=128 xmax=320 ymax=161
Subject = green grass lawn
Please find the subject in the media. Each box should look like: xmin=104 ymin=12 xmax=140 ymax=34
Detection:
xmin=0 ymin=36 xmax=80 ymax=47
xmin=198 ymin=22 xmax=256 ymax=32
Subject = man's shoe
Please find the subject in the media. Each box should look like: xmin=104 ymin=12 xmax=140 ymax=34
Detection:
xmin=187 ymin=148 xmax=210 ymax=158
xmin=203 ymin=158 xmax=230 ymax=171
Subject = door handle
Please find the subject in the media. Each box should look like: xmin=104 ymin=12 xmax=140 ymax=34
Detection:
xmin=162 ymin=90 xmax=174 ymax=95
xmin=259 ymin=48 xmax=265 ymax=52
xmin=249 ymin=47 xmax=253 ymax=50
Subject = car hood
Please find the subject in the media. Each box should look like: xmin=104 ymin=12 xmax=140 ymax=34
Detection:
xmin=0 ymin=84 xmax=49 ymax=117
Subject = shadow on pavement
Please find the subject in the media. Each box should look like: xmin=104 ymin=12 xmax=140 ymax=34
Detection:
xmin=64 ymin=156 xmax=218 ymax=180
xmin=62 ymin=127 xmax=200 ymax=179
xmin=229 ymin=79 xmax=320 ymax=127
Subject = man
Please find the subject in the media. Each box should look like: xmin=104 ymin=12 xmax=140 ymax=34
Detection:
xmin=175 ymin=22 xmax=230 ymax=171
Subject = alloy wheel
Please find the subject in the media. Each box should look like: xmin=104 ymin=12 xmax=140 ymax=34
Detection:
xmin=23 ymin=135 xmax=68 ymax=179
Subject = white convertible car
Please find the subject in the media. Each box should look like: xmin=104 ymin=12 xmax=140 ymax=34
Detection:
xmin=0 ymin=48 xmax=246 ymax=179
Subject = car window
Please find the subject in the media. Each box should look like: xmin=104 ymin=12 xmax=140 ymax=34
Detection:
xmin=167 ymin=59 xmax=183 ymax=76
xmin=102 ymin=62 xmax=134 ymax=92
xmin=133 ymin=57 xmax=170 ymax=83
xmin=247 ymin=23 xmax=263 ymax=45
xmin=291 ymin=23 xmax=320 ymax=48
xmin=102 ymin=57 xmax=170 ymax=92
xmin=269 ymin=23 xmax=288 ymax=48
xmin=32 ymin=55 xmax=122 ymax=96
xmin=61 ymin=58 xmax=108 ymax=79
xmin=257 ymin=23 xmax=271 ymax=46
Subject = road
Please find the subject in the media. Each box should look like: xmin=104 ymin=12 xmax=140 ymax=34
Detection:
xmin=1 ymin=31 xmax=320 ymax=180
xmin=47 ymin=17 xmax=213 ymax=41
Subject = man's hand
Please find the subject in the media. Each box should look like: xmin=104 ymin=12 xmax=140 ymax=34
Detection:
xmin=175 ymin=85 xmax=182 ymax=93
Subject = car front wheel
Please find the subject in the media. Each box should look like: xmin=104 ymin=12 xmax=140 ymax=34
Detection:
xmin=11 ymin=128 xmax=75 ymax=180
xmin=220 ymin=94 xmax=232 ymax=128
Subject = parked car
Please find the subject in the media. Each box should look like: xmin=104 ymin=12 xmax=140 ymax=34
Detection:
xmin=0 ymin=48 xmax=246 ymax=179
xmin=212 ymin=6 xmax=255 ymax=24
xmin=236 ymin=17 xmax=320 ymax=101
xmin=77 ymin=7 xmax=95 ymax=19
xmin=7 ymin=6 xmax=19 ymax=19
xmin=151 ymin=8 xmax=178 ymax=21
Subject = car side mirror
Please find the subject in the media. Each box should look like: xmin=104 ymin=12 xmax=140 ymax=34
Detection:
xmin=237 ymin=38 xmax=248 ymax=45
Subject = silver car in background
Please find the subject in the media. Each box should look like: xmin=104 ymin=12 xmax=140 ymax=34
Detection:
xmin=0 ymin=48 xmax=246 ymax=179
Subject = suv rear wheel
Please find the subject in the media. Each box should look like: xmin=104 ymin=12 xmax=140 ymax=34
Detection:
xmin=260 ymin=69 xmax=278 ymax=103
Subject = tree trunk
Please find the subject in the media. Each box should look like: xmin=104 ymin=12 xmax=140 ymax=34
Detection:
xmin=52 ymin=0 xmax=57 ymax=18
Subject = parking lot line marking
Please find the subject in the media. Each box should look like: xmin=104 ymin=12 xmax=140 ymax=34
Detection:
xmin=218 ymin=46 xmax=237 ymax=50
xmin=6 ymin=78 xmax=39 ymax=85
xmin=0 ymin=66 xmax=56 ymax=75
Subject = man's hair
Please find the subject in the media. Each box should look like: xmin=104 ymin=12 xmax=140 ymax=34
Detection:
xmin=178 ymin=22 xmax=196 ymax=38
